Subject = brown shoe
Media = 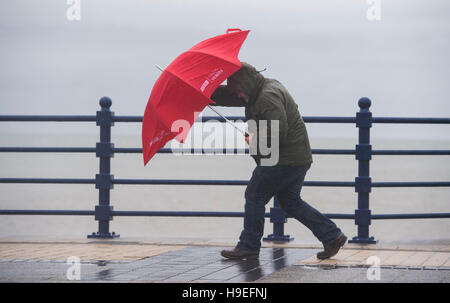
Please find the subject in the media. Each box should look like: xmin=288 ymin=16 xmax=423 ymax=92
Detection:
xmin=316 ymin=233 xmax=347 ymax=260
xmin=221 ymin=246 xmax=259 ymax=260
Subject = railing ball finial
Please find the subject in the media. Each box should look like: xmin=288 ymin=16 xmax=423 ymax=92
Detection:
xmin=99 ymin=97 xmax=112 ymax=109
xmin=358 ymin=97 xmax=371 ymax=110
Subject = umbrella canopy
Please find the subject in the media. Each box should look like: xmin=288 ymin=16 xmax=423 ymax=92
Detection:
xmin=142 ymin=29 xmax=250 ymax=165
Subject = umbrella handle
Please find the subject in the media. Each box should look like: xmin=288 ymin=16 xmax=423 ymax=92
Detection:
xmin=226 ymin=28 xmax=242 ymax=34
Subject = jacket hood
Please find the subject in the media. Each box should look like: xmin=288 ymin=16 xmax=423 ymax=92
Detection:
xmin=227 ymin=62 xmax=265 ymax=105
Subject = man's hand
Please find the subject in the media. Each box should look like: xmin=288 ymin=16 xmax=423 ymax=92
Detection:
xmin=245 ymin=133 xmax=254 ymax=145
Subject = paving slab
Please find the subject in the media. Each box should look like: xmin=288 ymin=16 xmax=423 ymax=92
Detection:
xmin=295 ymin=248 xmax=450 ymax=270
xmin=0 ymin=241 xmax=318 ymax=282
xmin=260 ymin=266 xmax=450 ymax=283
xmin=0 ymin=240 xmax=449 ymax=283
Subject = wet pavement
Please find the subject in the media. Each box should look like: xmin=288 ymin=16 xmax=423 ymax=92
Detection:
xmin=260 ymin=266 xmax=450 ymax=283
xmin=1 ymin=241 xmax=449 ymax=283
xmin=0 ymin=246 xmax=318 ymax=282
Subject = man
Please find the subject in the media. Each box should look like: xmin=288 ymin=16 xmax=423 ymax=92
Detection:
xmin=210 ymin=62 xmax=347 ymax=260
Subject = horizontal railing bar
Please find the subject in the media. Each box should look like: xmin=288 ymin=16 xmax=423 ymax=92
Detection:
xmin=304 ymin=117 xmax=356 ymax=123
xmin=1 ymin=209 xmax=447 ymax=219
xmin=113 ymin=116 xmax=142 ymax=122
xmin=371 ymin=213 xmax=450 ymax=219
xmin=201 ymin=116 xmax=450 ymax=124
xmin=0 ymin=115 xmax=96 ymax=122
xmin=116 ymin=148 xmax=450 ymax=155
xmin=0 ymin=178 xmax=95 ymax=184
xmin=324 ymin=214 xmax=355 ymax=219
xmin=111 ymin=211 xmax=354 ymax=219
xmin=372 ymin=150 xmax=450 ymax=155
xmin=113 ymin=179 xmax=248 ymax=186
xmin=1 ymin=147 xmax=449 ymax=155
xmin=112 ymin=116 xmax=450 ymax=124
xmin=154 ymin=148 xmax=250 ymax=154
xmin=372 ymin=117 xmax=450 ymax=124
xmin=200 ymin=116 xmax=245 ymax=122
xmin=114 ymin=148 xmax=356 ymax=155
xmin=0 ymin=147 xmax=96 ymax=153
xmin=314 ymin=149 xmax=354 ymax=155
xmin=0 ymin=209 xmax=354 ymax=219
xmin=112 ymin=115 xmax=358 ymax=123
xmin=0 ymin=178 xmax=447 ymax=187
xmin=0 ymin=210 xmax=94 ymax=215
xmin=372 ymin=182 xmax=450 ymax=187
xmin=112 ymin=211 xmax=255 ymax=217
xmin=112 ymin=116 xmax=358 ymax=123
xmin=1 ymin=115 xmax=448 ymax=124
xmin=199 ymin=116 xmax=357 ymax=123
xmin=114 ymin=147 xmax=141 ymax=153
xmin=112 ymin=179 xmax=354 ymax=187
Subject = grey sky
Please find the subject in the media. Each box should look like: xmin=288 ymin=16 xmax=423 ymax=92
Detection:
xmin=0 ymin=0 xmax=449 ymax=140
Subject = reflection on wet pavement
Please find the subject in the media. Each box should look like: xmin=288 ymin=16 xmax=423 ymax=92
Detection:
xmin=80 ymin=246 xmax=319 ymax=282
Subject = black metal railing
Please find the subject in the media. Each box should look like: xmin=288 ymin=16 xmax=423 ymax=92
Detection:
xmin=1 ymin=96 xmax=449 ymax=243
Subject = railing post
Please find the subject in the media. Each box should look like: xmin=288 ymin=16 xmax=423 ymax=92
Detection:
xmin=88 ymin=97 xmax=119 ymax=239
xmin=349 ymin=97 xmax=376 ymax=244
xmin=263 ymin=195 xmax=293 ymax=242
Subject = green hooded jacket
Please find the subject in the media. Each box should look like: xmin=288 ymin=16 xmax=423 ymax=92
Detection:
xmin=211 ymin=62 xmax=313 ymax=166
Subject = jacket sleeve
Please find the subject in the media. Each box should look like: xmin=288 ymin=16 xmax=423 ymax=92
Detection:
xmin=210 ymin=85 xmax=246 ymax=107
xmin=257 ymin=94 xmax=289 ymax=147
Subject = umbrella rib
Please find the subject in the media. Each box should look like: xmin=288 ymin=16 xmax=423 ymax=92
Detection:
xmin=163 ymin=50 xmax=241 ymax=96
xmin=184 ymin=49 xmax=242 ymax=67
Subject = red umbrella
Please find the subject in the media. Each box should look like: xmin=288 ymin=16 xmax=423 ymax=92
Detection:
xmin=142 ymin=28 xmax=250 ymax=165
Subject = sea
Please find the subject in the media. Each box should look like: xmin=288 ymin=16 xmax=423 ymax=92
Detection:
xmin=0 ymin=133 xmax=449 ymax=246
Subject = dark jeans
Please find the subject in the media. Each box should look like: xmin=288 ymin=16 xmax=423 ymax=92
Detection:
xmin=237 ymin=163 xmax=342 ymax=251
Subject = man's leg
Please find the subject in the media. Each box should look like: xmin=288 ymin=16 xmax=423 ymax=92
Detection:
xmin=237 ymin=166 xmax=275 ymax=251
xmin=276 ymin=164 xmax=343 ymax=246
xmin=221 ymin=166 xmax=275 ymax=259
